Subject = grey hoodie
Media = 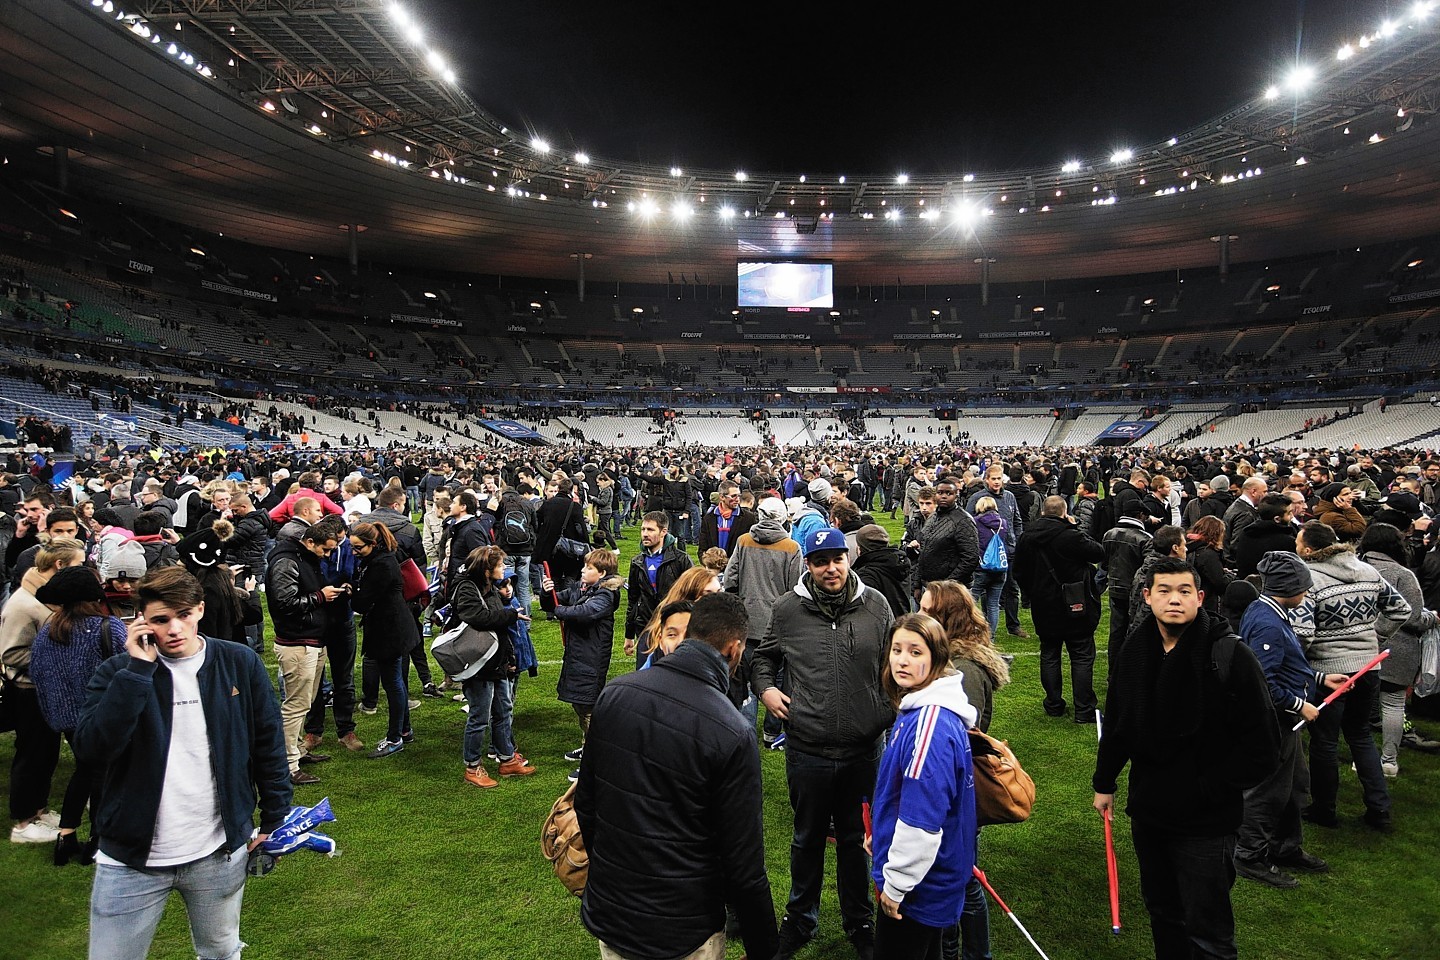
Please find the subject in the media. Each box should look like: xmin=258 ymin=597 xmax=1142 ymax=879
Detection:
xmin=1295 ymin=544 xmax=1412 ymax=674
xmin=724 ymin=520 xmax=803 ymax=640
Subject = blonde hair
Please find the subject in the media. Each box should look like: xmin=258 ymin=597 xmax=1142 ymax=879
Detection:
xmin=642 ymin=566 xmax=720 ymax=654
xmin=974 ymin=496 xmax=998 ymax=514
xmin=922 ymin=579 xmax=1010 ymax=688
xmin=36 ymin=537 xmax=85 ymax=573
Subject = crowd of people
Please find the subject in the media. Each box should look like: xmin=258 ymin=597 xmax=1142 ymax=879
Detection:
xmin=1 ymin=433 xmax=1439 ymax=959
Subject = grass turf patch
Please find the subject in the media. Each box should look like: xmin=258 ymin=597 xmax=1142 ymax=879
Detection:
xmin=4 ymin=510 xmax=1439 ymax=959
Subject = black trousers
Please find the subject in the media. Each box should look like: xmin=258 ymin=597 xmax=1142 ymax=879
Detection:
xmin=306 ymin=616 xmax=357 ymax=739
xmin=7 ymin=686 xmax=60 ymax=821
xmin=874 ymin=910 xmax=942 ymax=960
xmin=1131 ymin=822 xmax=1237 ymax=960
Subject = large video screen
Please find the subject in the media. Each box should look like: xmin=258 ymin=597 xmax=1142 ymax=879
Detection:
xmin=737 ymin=260 xmax=834 ymax=309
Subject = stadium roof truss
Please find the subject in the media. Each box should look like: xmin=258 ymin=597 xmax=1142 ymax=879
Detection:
xmin=122 ymin=0 xmax=1440 ymax=215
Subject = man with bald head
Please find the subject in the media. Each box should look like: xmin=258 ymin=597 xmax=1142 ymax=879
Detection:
xmin=1223 ymin=477 xmax=1270 ymax=565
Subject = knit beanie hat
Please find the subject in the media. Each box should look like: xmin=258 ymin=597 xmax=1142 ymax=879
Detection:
xmin=1257 ymin=551 xmax=1312 ymax=597
xmin=36 ymin=566 xmax=106 ymax=606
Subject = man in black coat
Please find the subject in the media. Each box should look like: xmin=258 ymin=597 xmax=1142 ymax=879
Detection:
xmin=1013 ymin=496 xmax=1105 ymax=723
xmin=1093 ymin=558 xmax=1279 ymax=960
xmin=851 ymin=524 xmax=911 ymax=618
xmin=1229 ymin=493 xmax=1302 ymax=579
xmin=576 ymin=594 xmax=778 ymax=960
xmin=624 ymin=511 xmax=692 ymax=667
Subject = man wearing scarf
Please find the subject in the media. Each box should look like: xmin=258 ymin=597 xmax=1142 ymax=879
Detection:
xmin=752 ymin=528 xmax=895 ymax=960
xmin=1093 ymin=557 xmax=1279 ymax=960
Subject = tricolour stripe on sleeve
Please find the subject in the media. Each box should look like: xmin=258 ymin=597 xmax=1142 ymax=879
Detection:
xmin=906 ymin=704 xmax=940 ymax=780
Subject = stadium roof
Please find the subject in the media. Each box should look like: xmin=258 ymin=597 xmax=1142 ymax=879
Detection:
xmin=3 ymin=0 xmax=1440 ymax=284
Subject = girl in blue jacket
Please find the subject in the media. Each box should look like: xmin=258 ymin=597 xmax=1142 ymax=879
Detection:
xmin=869 ymin=613 xmax=978 ymax=959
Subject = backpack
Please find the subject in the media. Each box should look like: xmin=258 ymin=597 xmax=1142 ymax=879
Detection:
xmin=501 ymin=499 xmax=536 ymax=551
xmin=1090 ymin=495 xmax=1117 ymax=539
xmin=979 ymin=529 xmax=1009 ymax=572
xmin=968 ymin=728 xmax=1035 ymax=826
xmin=540 ymin=782 xmax=589 ymax=896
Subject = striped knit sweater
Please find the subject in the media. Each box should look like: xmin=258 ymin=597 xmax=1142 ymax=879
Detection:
xmin=1294 ymin=544 xmax=1412 ymax=675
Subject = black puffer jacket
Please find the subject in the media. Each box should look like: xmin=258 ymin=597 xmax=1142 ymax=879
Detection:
xmin=352 ymin=549 xmax=422 ymax=661
xmin=915 ymin=504 xmax=980 ymax=586
xmin=576 ymin=640 xmax=778 ymax=960
xmin=264 ymin=537 xmax=330 ymax=643
xmin=544 ymin=575 xmax=623 ymax=705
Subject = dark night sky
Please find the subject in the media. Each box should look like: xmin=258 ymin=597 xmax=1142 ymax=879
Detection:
xmin=412 ymin=0 xmax=1373 ymax=174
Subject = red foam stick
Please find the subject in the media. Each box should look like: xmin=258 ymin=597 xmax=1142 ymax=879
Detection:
xmin=1104 ymin=808 xmax=1121 ymax=935
xmin=1292 ymin=649 xmax=1390 ymax=731
xmin=972 ymin=866 xmax=1052 ymax=960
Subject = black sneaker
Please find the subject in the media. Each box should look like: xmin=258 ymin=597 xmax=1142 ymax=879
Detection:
xmin=1234 ymin=858 xmax=1299 ymax=889
xmin=1302 ymin=807 xmax=1338 ymax=828
xmin=848 ymin=922 xmax=875 ymax=960
xmin=1362 ymin=808 xmax=1393 ymax=831
xmin=422 ymin=683 xmax=443 ymax=699
xmin=564 ymin=746 xmax=584 ymax=762
xmin=567 ymin=767 xmax=581 ymax=783
xmin=1275 ymin=849 xmax=1330 ymax=874
xmin=776 ymin=919 xmax=814 ymax=960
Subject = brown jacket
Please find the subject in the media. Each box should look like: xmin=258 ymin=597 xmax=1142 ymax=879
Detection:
xmin=1314 ymin=499 xmax=1367 ymax=542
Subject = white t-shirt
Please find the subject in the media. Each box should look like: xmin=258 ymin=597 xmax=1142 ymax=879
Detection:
xmin=147 ymin=641 xmax=226 ymax=866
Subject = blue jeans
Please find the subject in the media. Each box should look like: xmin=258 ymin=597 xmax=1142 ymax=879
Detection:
xmin=508 ymin=555 xmax=533 ymax=611
xmin=462 ymin=676 xmax=515 ymax=765
xmin=376 ymin=655 xmax=411 ymax=742
xmin=1130 ymin=825 xmax=1237 ymax=960
xmin=784 ymin=746 xmax=878 ymax=938
xmin=1308 ymin=671 xmax=1389 ymax=818
xmin=941 ymin=874 xmax=991 ymax=960
xmin=969 ymin=570 xmax=1005 ymax=638
xmin=90 ymin=845 xmax=248 ymax=960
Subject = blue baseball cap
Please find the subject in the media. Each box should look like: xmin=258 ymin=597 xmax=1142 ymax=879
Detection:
xmin=803 ymin=527 xmax=849 ymax=558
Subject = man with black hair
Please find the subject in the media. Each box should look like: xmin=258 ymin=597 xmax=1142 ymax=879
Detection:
xmin=1094 ymin=558 xmax=1279 ymax=960
xmin=624 ymin=511 xmax=692 ymax=667
xmin=1126 ymin=526 xmax=1189 ymax=637
xmin=753 ymin=528 xmax=894 ymax=960
xmin=577 ymin=592 xmax=778 ymax=960
xmin=1101 ymin=501 xmax=1151 ymax=667
xmin=438 ymin=489 xmax=491 ymax=601
xmin=1229 ymin=494 xmax=1302 ymax=579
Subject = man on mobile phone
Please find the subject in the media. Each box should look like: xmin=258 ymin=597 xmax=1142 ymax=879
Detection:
xmin=73 ymin=565 xmax=289 ymax=960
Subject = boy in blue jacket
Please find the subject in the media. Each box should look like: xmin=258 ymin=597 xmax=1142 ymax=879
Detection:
xmin=1234 ymin=551 xmax=1332 ymax=888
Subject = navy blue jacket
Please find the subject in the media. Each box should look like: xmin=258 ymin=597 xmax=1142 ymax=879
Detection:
xmin=1238 ymin=595 xmax=1318 ymax=717
xmin=72 ymin=639 xmax=291 ymax=867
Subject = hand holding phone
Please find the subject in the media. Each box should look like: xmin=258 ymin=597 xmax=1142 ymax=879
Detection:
xmin=125 ymin=616 xmax=158 ymax=662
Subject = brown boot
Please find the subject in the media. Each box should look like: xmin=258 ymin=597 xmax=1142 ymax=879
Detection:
xmin=463 ymin=764 xmax=498 ymax=788
xmin=497 ymin=755 xmax=536 ymax=777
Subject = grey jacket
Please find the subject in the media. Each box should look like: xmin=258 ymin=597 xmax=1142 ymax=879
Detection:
xmin=1360 ymin=551 xmax=1437 ymax=686
xmin=751 ymin=576 xmax=895 ymax=760
xmin=723 ymin=520 xmax=803 ymax=640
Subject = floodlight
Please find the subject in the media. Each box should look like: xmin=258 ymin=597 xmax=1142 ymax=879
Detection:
xmin=672 ymin=202 xmax=693 ymax=219
xmin=1264 ymin=85 xmax=1280 ymax=100
xmin=427 ymin=50 xmax=446 ymax=72
xmin=1295 ymin=156 xmax=1308 ymax=165
xmin=1380 ymin=19 xmax=1398 ymax=37
xmin=719 ymin=206 xmax=735 ymax=219
xmin=1061 ymin=160 xmax=1081 ymax=173
xmin=1110 ymin=149 xmax=1133 ymax=164
xmin=574 ymin=152 xmax=589 ymax=165
xmin=531 ymin=138 xmax=549 ymax=153
xmin=1337 ymin=43 xmax=1355 ymax=60
xmin=963 ymin=173 xmax=975 ymax=182
xmin=1285 ymin=65 xmax=1316 ymax=93
xmin=735 ymin=171 xmax=748 ymax=181
xmin=1415 ymin=1 xmax=1436 ymax=20
xmin=895 ymin=174 xmax=909 ymax=184
xmin=952 ymin=202 xmax=979 ymax=229
xmin=669 ymin=167 xmax=683 ymax=177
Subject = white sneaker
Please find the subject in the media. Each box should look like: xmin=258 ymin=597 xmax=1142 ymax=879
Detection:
xmin=1382 ymin=760 xmax=1400 ymax=778
xmin=10 ymin=820 xmax=56 ymax=844
xmin=37 ymin=810 xmax=60 ymax=829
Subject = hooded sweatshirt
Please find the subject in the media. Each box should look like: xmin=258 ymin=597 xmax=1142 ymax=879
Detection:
xmin=723 ymin=519 xmax=803 ymax=639
xmin=871 ymin=674 xmax=978 ymax=928
xmin=1294 ymin=544 xmax=1412 ymax=674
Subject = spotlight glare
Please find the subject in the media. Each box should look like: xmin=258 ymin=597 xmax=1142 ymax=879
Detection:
xmin=1061 ymin=160 xmax=1081 ymax=173
xmin=669 ymin=166 xmax=683 ymax=177
xmin=1285 ymin=64 xmax=1316 ymax=93
xmin=574 ymin=152 xmax=589 ymax=165
xmin=531 ymin=137 xmax=549 ymax=153
xmin=895 ymin=173 xmax=909 ymax=185
xmin=735 ymin=171 xmax=747 ymax=181
xmin=1337 ymin=43 xmax=1355 ymax=60
xmin=1110 ymin=149 xmax=1133 ymax=164
xmin=1380 ymin=18 xmax=1398 ymax=37
xmin=1264 ymin=84 xmax=1280 ymax=100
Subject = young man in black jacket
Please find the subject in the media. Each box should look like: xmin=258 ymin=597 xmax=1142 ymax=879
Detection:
xmin=1093 ymin=558 xmax=1280 ymax=960
xmin=577 ymin=593 xmax=778 ymax=960
xmin=75 ymin=565 xmax=289 ymax=959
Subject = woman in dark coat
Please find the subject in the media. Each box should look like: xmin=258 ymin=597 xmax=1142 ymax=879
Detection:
xmin=177 ymin=522 xmax=263 ymax=650
xmin=541 ymin=547 xmax=624 ymax=774
xmin=348 ymin=521 xmax=421 ymax=759
xmin=451 ymin=544 xmax=532 ymax=787
xmin=533 ymin=478 xmax=590 ymax=590
xmin=1185 ymin=515 xmax=1233 ymax=617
